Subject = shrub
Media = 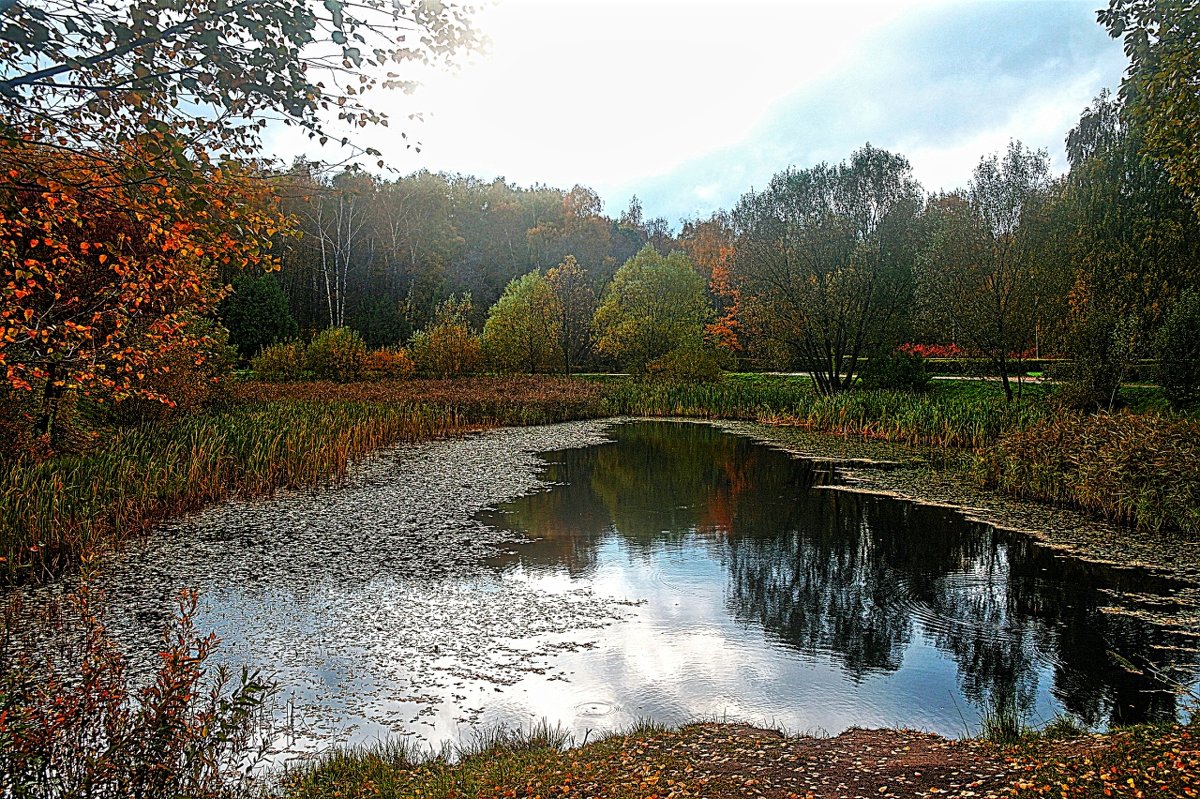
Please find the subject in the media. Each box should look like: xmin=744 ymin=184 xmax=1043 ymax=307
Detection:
xmin=0 ymin=587 xmax=271 ymax=797
xmin=109 ymin=319 xmax=237 ymax=425
xmin=860 ymin=350 xmax=930 ymax=391
xmin=305 ymin=327 xmax=367 ymax=382
xmin=978 ymin=411 xmax=1200 ymax=533
xmin=1157 ymin=289 xmax=1200 ymax=411
xmin=251 ymin=340 xmax=306 ymax=382
xmin=645 ymin=341 xmax=723 ymax=384
xmin=363 ymin=347 xmax=415 ymax=380
xmin=218 ymin=274 xmax=299 ymax=361
xmin=409 ymin=296 xmax=482 ymax=378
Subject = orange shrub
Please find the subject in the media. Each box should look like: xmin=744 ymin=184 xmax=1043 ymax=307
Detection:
xmin=363 ymin=347 xmax=415 ymax=380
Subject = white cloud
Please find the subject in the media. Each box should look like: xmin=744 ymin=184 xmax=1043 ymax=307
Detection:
xmin=263 ymin=0 xmax=1127 ymax=221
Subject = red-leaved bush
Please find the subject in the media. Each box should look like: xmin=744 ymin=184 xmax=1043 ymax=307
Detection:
xmin=0 ymin=587 xmax=272 ymax=798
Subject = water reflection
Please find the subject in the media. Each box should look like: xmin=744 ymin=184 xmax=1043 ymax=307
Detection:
xmin=482 ymin=421 xmax=1197 ymax=729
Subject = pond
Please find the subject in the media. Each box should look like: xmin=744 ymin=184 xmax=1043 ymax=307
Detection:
xmin=93 ymin=419 xmax=1196 ymax=759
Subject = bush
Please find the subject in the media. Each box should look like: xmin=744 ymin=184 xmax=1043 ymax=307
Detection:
xmin=1057 ymin=312 xmax=1137 ymax=411
xmin=0 ymin=587 xmax=271 ymax=797
xmin=251 ymin=340 xmax=306 ymax=382
xmin=109 ymin=319 xmax=236 ymax=425
xmin=409 ymin=296 xmax=482 ymax=378
xmin=363 ymin=347 xmax=415 ymax=380
xmin=1157 ymin=289 xmax=1200 ymax=411
xmin=645 ymin=341 xmax=723 ymax=384
xmin=218 ymin=274 xmax=299 ymax=361
xmin=860 ymin=350 xmax=930 ymax=391
xmin=305 ymin=327 xmax=367 ymax=382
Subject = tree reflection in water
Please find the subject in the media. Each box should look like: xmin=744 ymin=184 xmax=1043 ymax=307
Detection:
xmin=481 ymin=421 xmax=1196 ymax=729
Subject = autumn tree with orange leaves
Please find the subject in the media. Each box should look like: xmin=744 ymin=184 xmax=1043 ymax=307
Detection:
xmin=0 ymin=143 xmax=289 ymax=437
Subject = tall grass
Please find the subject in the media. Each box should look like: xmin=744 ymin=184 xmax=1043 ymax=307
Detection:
xmin=607 ymin=377 xmax=1050 ymax=450
xmin=978 ymin=411 xmax=1200 ymax=534
xmin=0 ymin=378 xmax=608 ymax=584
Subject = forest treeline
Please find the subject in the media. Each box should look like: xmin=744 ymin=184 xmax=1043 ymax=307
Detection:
xmin=1 ymin=0 xmax=1198 ymax=457
xmin=234 ymin=84 xmax=1199 ymax=410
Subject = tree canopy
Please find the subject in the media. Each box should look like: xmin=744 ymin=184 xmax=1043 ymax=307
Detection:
xmin=592 ymin=246 xmax=710 ymax=374
xmin=730 ymin=144 xmax=922 ymax=393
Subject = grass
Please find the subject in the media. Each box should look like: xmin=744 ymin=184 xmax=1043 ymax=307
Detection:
xmin=607 ymin=374 xmax=1052 ymax=450
xmin=281 ymin=720 xmax=680 ymax=799
xmin=0 ymin=377 xmax=607 ymax=584
xmin=280 ymin=715 xmax=1200 ymax=799
xmin=998 ymin=719 xmax=1200 ymax=798
xmin=5 ymin=372 xmax=1195 ymax=582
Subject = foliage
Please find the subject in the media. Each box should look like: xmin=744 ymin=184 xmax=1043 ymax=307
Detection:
xmin=362 ymin=347 xmax=415 ymax=381
xmin=1156 ymin=288 xmax=1200 ymax=411
xmin=978 ymin=411 xmax=1200 ymax=533
xmin=918 ymin=142 xmax=1058 ymax=400
xmin=731 ymin=143 xmax=923 ymax=392
xmin=860 ymin=350 xmax=930 ymax=392
xmin=251 ymin=341 xmax=307 ymax=383
xmin=679 ymin=214 xmax=741 ymax=352
xmin=899 ymin=342 xmax=965 ymax=358
xmin=0 ymin=0 xmax=479 ymax=165
xmin=0 ymin=143 xmax=287 ymax=437
xmin=0 ymin=587 xmax=270 ymax=797
xmin=1101 ymin=0 xmax=1200 ymax=217
xmin=543 ymin=256 xmax=595 ymax=373
xmin=645 ymin=340 xmax=724 ymax=384
xmin=592 ymin=246 xmax=711 ymax=373
xmin=219 ymin=274 xmax=299 ymax=360
xmin=1056 ymin=311 xmax=1138 ymax=411
xmin=305 ymin=327 xmax=367 ymax=382
xmin=1059 ymin=90 xmax=1200 ymax=409
xmin=409 ymin=295 xmax=482 ymax=378
xmin=482 ymin=271 xmax=562 ymax=373
xmin=349 ymin=297 xmax=410 ymax=349
xmin=0 ymin=377 xmax=606 ymax=582
xmin=108 ymin=317 xmax=236 ymax=425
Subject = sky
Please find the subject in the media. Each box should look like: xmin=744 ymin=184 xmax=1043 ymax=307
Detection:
xmin=265 ymin=0 xmax=1131 ymax=225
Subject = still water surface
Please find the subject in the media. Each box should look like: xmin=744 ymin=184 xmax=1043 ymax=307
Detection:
xmin=96 ymin=420 xmax=1197 ymax=756
xmin=478 ymin=421 xmax=1195 ymax=738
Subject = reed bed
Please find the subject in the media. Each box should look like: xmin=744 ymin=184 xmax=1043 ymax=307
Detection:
xmin=607 ymin=378 xmax=1050 ymax=450
xmin=0 ymin=379 xmax=609 ymax=584
xmin=979 ymin=412 xmax=1200 ymax=534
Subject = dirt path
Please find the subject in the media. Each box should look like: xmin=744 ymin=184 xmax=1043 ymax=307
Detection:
xmin=508 ymin=724 xmax=1018 ymax=799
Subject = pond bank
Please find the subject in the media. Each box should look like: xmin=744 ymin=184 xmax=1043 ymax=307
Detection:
xmin=717 ymin=420 xmax=1200 ymax=630
xmin=283 ymin=717 xmax=1198 ymax=799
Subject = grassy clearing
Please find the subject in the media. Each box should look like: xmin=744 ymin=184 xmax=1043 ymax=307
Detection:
xmin=607 ymin=375 xmax=1051 ymax=449
xmin=0 ymin=377 xmax=606 ymax=584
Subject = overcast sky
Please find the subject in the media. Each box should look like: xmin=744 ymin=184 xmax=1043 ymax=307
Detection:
xmin=266 ymin=0 xmax=1130 ymax=225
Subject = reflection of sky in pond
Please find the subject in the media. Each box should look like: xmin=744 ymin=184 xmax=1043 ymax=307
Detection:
xmin=479 ymin=421 xmax=1199 ymax=740
xmin=85 ymin=419 xmax=1197 ymax=761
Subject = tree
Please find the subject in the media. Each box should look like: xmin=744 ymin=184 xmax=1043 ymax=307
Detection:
xmin=0 ymin=0 xmax=479 ymax=166
xmin=409 ymin=294 xmax=481 ymax=378
xmin=0 ymin=145 xmax=287 ymax=438
xmin=481 ymin=271 xmax=561 ymax=374
xmin=680 ymin=214 xmax=740 ymax=352
xmin=1156 ymin=289 xmax=1200 ymax=410
xmin=1100 ymin=0 xmax=1200 ymax=216
xmin=592 ymin=246 xmax=711 ymax=373
xmin=544 ymin=255 xmax=595 ymax=374
xmin=920 ymin=142 xmax=1055 ymax=401
xmin=730 ymin=144 xmax=922 ymax=393
xmin=219 ymin=274 xmax=298 ymax=360
xmin=1058 ymin=91 xmax=1200 ymax=409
